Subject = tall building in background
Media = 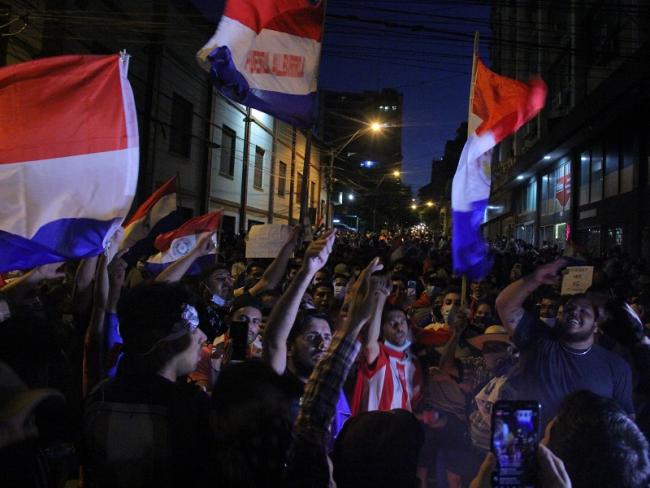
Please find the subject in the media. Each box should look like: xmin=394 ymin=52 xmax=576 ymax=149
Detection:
xmin=318 ymin=88 xmax=403 ymax=172
xmin=488 ymin=2 xmax=650 ymax=258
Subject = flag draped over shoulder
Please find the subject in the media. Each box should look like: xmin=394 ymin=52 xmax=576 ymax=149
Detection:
xmin=197 ymin=0 xmax=325 ymax=128
xmin=451 ymin=58 xmax=547 ymax=280
xmin=145 ymin=211 xmax=223 ymax=276
xmin=0 ymin=55 xmax=139 ymax=272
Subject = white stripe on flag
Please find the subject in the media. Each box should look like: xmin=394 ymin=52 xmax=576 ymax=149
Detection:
xmin=0 ymin=147 xmax=139 ymax=238
xmin=198 ymin=16 xmax=320 ymax=95
xmin=122 ymin=192 xmax=177 ymax=249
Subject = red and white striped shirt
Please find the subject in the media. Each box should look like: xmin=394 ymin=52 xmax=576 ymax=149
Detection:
xmin=351 ymin=342 xmax=422 ymax=415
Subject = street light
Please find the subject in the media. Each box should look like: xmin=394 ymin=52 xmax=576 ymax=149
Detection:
xmin=393 ymin=170 xmax=401 ymax=178
xmin=348 ymin=193 xmax=355 ymax=201
xmin=411 ymin=204 xmax=417 ymax=210
xmin=426 ymin=201 xmax=434 ymax=207
xmin=370 ymin=121 xmax=384 ymax=132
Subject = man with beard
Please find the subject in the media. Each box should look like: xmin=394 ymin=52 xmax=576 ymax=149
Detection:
xmin=264 ymin=230 xmax=352 ymax=438
xmin=496 ymin=258 xmax=634 ymax=426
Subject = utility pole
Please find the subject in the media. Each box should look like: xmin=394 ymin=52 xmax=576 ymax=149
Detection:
xmin=238 ymin=107 xmax=251 ymax=235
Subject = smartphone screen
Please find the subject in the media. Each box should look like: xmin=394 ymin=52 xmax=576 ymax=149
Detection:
xmin=229 ymin=319 xmax=249 ymax=362
xmin=407 ymin=280 xmax=417 ymax=297
xmin=491 ymin=401 xmax=541 ymax=488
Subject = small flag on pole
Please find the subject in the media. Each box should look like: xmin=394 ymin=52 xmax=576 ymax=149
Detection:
xmin=451 ymin=58 xmax=547 ymax=279
xmin=120 ymin=176 xmax=178 ymax=251
xmin=197 ymin=0 xmax=325 ymax=128
xmin=145 ymin=211 xmax=223 ymax=276
xmin=0 ymin=55 xmax=139 ymax=272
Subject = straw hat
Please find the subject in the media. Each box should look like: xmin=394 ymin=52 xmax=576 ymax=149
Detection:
xmin=467 ymin=325 xmax=513 ymax=349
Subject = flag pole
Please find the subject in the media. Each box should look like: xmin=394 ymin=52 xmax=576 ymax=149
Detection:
xmin=460 ymin=31 xmax=480 ymax=312
xmin=298 ymin=131 xmax=313 ymax=241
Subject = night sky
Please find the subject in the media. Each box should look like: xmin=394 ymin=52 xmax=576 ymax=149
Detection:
xmin=193 ymin=0 xmax=492 ymax=192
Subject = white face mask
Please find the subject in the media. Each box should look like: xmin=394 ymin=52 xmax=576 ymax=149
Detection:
xmin=210 ymin=294 xmax=226 ymax=308
xmin=333 ymin=285 xmax=346 ymax=299
xmin=384 ymin=339 xmax=412 ymax=352
xmin=540 ymin=316 xmax=556 ymax=327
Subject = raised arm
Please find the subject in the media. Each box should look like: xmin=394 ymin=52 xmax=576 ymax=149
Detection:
xmin=83 ymin=253 xmax=108 ymax=397
xmin=438 ymin=309 xmax=468 ymax=376
xmin=263 ymin=230 xmax=336 ymax=374
xmin=495 ymin=258 xmax=567 ymax=335
xmin=247 ymin=226 xmax=300 ymax=296
xmin=155 ymin=232 xmax=216 ymax=283
xmin=285 ymin=258 xmax=389 ymax=487
xmin=361 ymin=270 xmax=390 ymax=365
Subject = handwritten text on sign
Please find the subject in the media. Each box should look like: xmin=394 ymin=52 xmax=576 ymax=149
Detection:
xmin=560 ymin=266 xmax=594 ymax=295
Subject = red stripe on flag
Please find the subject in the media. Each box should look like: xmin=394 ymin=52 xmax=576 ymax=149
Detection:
xmin=154 ymin=210 xmax=223 ymax=252
xmin=125 ymin=176 xmax=177 ymax=226
xmin=0 ymin=55 xmax=127 ymax=164
xmin=472 ymin=59 xmax=547 ymax=144
xmin=224 ymin=0 xmax=324 ymax=42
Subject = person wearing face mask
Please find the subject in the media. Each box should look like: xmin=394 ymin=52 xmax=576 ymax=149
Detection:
xmin=424 ymin=288 xmax=462 ymax=332
xmin=352 ymin=303 xmax=423 ymax=415
xmin=333 ymin=273 xmax=349 ymax=301
xmin=197 ymin=264 xmax=234 ymax=341
xmin=537 ymin=290 xmax=561 ymax=328
xmin=422 ymin=317 xmax=519 ymax=486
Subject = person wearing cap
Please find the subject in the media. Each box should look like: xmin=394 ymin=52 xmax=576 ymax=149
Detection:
xmin=420 ymin=316 xmax=519 ymax=486
xmin=81 ymin=282 xmax=210 ymax=488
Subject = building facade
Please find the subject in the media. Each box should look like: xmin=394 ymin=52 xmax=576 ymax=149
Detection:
xmin=487 ymin=1 xmax=650 ymax=259
xmin=3 ymin=0 xmax=329 ymax=238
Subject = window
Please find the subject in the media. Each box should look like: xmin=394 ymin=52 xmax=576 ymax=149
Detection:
xmin=590 ymin=144 xmax=603 ymax=202
xmin=278 ymin=161 xmax=287 ymax=196
xmin=579 ymin=151 xmax=590 ymax=205
xmin=310 ymin=181 xmax=316 ymax=208
xmin=253 ymin=146 xmax=264 ymax=190
xmin=541 ymin=159 xmax=570 ymax=216
xmin=169 ymin=93 xmax=193 ymax=157
xmin=621 ymin=134 xmax=635 ymax=194
xmin=296 ymin=172 xmax=303 ymax=203
xmin=220 ymin=126 xmax=236 ymax=177
xmin=604 ymin=140 xmax=619 ymax=198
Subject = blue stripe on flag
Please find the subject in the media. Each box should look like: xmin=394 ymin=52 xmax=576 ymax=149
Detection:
xmin=451 ymin=200 xmax=493 ymax=281
xmin=0 ymin=217 xmax=120 ymax=272
xmin=144 ymin=254 xmax=216 ymax=278
xmin=208 ymin=46 xmax=317 ymax=128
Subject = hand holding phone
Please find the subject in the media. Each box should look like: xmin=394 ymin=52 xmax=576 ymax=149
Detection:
xmin=229 ymin=318 xmax=249 ymax=362
xmin=491 ymin=400 xmax=541 ymax=488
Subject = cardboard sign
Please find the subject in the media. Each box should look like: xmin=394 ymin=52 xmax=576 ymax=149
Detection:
xmin=560 ymin=266 xmax=594 ymax=295
xmin=245 ymin=224 xmax=291 ymax=258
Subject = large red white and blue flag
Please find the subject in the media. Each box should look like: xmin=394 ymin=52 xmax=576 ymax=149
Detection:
xmin=451 ymin=58 xmax=546 ymax=279
xmin=145 ymin=210 xmax=223 ymax=276
xmin=0 ymin=55 xmax=139 ymax=272
xmin=197 ymin=0 xmax=325 ymax=128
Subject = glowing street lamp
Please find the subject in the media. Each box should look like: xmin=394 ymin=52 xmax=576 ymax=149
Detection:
xmin=370 ymin=121 xmax=384 ymax=132
xmin=411 ymin=204 xmax=417 ymax=210
xmin=393 ymin=170 xmax=401 ymax=178
xmin=426 ymin=201 xmax=434 ymax=207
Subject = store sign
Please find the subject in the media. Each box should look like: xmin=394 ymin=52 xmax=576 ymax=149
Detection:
xmin=556 ymin=173 xmax=571 ymax=207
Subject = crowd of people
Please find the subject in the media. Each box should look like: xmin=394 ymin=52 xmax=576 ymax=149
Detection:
xmin=2 ymin=225 xmax=650 ymax=487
